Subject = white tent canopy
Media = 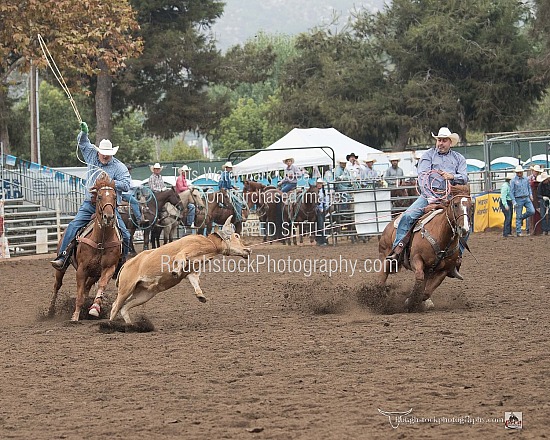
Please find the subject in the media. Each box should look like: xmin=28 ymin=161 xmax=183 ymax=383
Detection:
xmin=232 ymin=128 xmax=389 ymax=175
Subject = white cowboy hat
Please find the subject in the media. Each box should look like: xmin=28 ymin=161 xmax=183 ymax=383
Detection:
xmin=362 ymin=156 xmax=376 ymax=164
xmin=282 ymin=157 xmax=295 ymax=164
xmin=530 ymin=164 xmax=543 ymax=173
xmin=514 ymin=165 xmax=525 ymax=173
xmin=337 ymin=157 xmax=348 ymax=164
xmin=222 ymin=161 xmax=234 ymax=169
xmin=388 ymin=155 xmax=401 ymax=162
xmin=179 ymin=165 xmax=190 ymax=172
xmin=431 ymin=127 xmax=460 ymax=147
xmin=94 ymin=139 xmax=119 ymax=156
xmin=150 ymin=162 xmax=164 ymax=172
xmin=505 ymin=172 xmax=515 ymax=180
xmin=536 ymin=171 xmax=549 ymax=182
xmin=316 ymin=178 xmax=325 ymax=184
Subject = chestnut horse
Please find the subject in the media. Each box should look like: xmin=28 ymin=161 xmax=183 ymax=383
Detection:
xmin=282 ymin=185 xmax=320 ymax=245
xmin=378 ymin=185 xmax=472 ymax=312
xmin=204 ymin=190 xmax=248 ymax=234
xmin=49 ymin=173 xmax=121 ymax=321
xmin=243 ymin=179 xmax=284 ymax=242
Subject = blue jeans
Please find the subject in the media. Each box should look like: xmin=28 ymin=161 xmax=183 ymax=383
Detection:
xmin=539 ymin=197 xmax=550 ymax=232
xmin=122 ymin=192 xmax=141 ymax=221
xmin=392 ymin=196 xmax=428 ymax=249
xmin=514 ymin=198 xmax=535 ymax=234
xmin=281 ymin=183 xmax=297 ymax=193
xmin=187 ymin=203 xmax=196 ymax=225
xmin=315 ymin=209 xmax=327 ymax=244
xmin=500 ymin=200 xmax=513 ymax=236
xmin=393 ymin=196 xmax=469 ymax=255
xmin=59 ymin=201 xmax=130 ymax=257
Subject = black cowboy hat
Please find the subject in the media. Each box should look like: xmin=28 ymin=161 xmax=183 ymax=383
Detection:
xmin=346 ymin=153 xmax=358 ymax=161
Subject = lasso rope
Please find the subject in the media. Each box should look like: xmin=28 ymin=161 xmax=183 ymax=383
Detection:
xmin=417 ymin=170 xmax=452 ymax=202
xmin=37 ymin=34 xmax=82 ymax=123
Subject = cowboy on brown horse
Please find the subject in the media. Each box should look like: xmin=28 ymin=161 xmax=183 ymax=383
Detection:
xmin=50 ymin=121 xmax=131 ymax=273
xmin=386 ymin=127 xmax=469 ymax=279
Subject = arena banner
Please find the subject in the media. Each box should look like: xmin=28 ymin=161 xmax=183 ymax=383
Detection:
xmin=474 ymin=191 xmax=515 ymax=232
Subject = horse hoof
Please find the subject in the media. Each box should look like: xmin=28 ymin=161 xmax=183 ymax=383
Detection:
xmin=422 ymin=299 xmax=434 ymax=311
xmin=88 ymin=303 xmax=101 ymax=317
xmin=196 ymin=294 xmax=207 ymax=303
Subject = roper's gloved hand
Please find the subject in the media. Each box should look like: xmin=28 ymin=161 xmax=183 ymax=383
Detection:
xmin=80 ymin=121 xmax=89 ymax=133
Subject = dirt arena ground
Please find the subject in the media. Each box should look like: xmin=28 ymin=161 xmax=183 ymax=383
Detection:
xmin=0 ymin=230 xmax=548 ymax=439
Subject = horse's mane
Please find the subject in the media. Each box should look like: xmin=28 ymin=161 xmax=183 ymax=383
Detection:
xmin=93 ymin=173 xmax=115 ymax=190
xmin=450 ymin=184 xmax=470 ymax=197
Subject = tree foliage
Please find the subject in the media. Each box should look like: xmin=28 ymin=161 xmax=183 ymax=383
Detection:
xmin=114 ymin=0 xmax=226 ymax=138
xmin=275 ymin=0 xmax=549 ymax=149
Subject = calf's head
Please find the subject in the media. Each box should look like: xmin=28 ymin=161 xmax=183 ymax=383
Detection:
xmin=216 ymin=216 xmax=251 ymax=258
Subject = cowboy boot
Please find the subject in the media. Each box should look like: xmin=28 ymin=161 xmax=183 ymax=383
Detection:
xmin=386 ymin=242 xmax=404 ymax=262
xmin=448 ymin=256 xmax=464 ymax=280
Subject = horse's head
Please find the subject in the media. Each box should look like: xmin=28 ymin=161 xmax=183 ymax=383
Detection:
xmin=92 ymin=173 xmax=117 ymax=228
xmin=447 ymin=186 xmax=472 ymax=237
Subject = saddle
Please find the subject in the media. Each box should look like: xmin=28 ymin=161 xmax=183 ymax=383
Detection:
xmin=76 ymin=218 xmax=123 ymax=251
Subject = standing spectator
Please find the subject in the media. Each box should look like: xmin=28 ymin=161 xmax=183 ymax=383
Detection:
xmin=345 ymin=153 xmax=362 ymax=181
xmin=384 ymin=155 xmax=404 ymax=187
xmin=499 ymin=172 xmax=513 ymax=237
xmin=218 ymin=161 xmax=242 ymax=220
xmin=361 ymin=157 xmax=378 ymax=186
xmin=528 ymin=164 xmax=543 ymax=235
xmin=176 ymin=165 xmax=196 ymax=227
xmin=148 ymin=162 xmax=166 ymax=192
xmin=315 ymin=178 xmax=330 ymax=246
xmin=278 ymin=157 xmax=302 ymax=193
xmin=333 ymin=158 xmax=352 ymax=191
xmin=510 ymin=165 xmax=535 ymax=237
xmin=536 ymin=171 xmax=550 ymax=235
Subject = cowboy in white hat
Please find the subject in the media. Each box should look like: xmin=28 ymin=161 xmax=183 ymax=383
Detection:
xmin=148 ymin=162 xmax=166 ymax=192
xmin=51 ymin=121 xmax=132 ymax=278
xmin=384 ymin=155 xmax=404 ymax=187
xmin=334 ymin=158 xmax=352 ymax=191
xmin=278 ymin=157 xmax=302 ymax=193
xmin=315 ymin=178 xmax=330 ymax=246
xmin=360 ymin=156 xmax=378 ymax=183
xmin=499 ymin=172 xmax=515 ymax=237
xmin=176 ymin=164 xmax=196 ymax=227
xmin=386 ymin=126 xmax=468 ymax=280
xmin=537 ymin=172 xmax=550 ymax=234
xmin=510 ymin=164 xmax=535 ymax=237
xmin=219 ymin=161 xmax=238 ymax=191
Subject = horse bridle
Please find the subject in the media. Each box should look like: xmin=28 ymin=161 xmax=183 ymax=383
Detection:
xmin=445 ymin=194 xmax=472 ymax=235
xmin=96 ymin=185 xmax=117 ymax=229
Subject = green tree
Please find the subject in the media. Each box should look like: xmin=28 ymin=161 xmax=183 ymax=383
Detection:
xmin=114 ymin=0 xmax=226 ymax=139
xmin=212 ymin=97 xmax=287 ymax=158
xmin=159 ymin=140 xmax=205 ymax=162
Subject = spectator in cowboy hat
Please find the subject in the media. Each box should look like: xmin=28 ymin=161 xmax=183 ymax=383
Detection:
xmin=315 ymin=178 xmax=330 ymax=246
xmin=345 ymin=152 xmax=362 ymax=180
xmin=387 ymin=126 xmax=467 ymax=280
xmin=528 ymin=164 xmax=543 ymax=235
xmin=176 ymin=165 xmax=196 ymax=226
xmin=51 ymin=121 xmax=131 ymax=272
xmin=278 ymin=157 xmax=302 ymax=192
xmin=510 ymin=164 xmax=535 ymax=237
xmin=499 ymin=172 xmax=514 ymax=237
xmin=361 ymin=156 xmax=378 ymax=183
xmin=384 ymin=155 xmax=404 ymax=187
xmin=333 ymin=158 xmax=352 ymax=191
xmin=148 ymin=162 xmax=166 ymax=192
xmin=536 ymin=171 xmax=550 ymax=235
xmin=219 ymin=161 xmax=238 ymax=190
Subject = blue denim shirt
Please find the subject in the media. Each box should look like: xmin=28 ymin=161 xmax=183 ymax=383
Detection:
xmin=78 ymin=131 xmax=131 ymax=203
xmin=510 ymin=175 xmax=532 ymax=204
xmin=417 ymin=148 xmax=468 ymax=195
xmin=218 ymin=170 xmax=233 ymax=190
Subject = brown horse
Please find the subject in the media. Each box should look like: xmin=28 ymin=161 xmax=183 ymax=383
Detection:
xmin=120 ymin=187 xmax=182 ymax=251
xmin=378 ymin=185 xmax=472 ymax=312
xmin=49 ymin=173 xmax=121 ymax=321
xmin=204 ymin=190 xmax=248 ymax=235
xmin=243 ymin=179 xmax=284 ymax=242
xmin=282 ymin=185 xmax=320 ymax=245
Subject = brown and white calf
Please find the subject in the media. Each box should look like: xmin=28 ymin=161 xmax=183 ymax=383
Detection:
xmin=110 ymin=216 xmax=251 ymax=323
